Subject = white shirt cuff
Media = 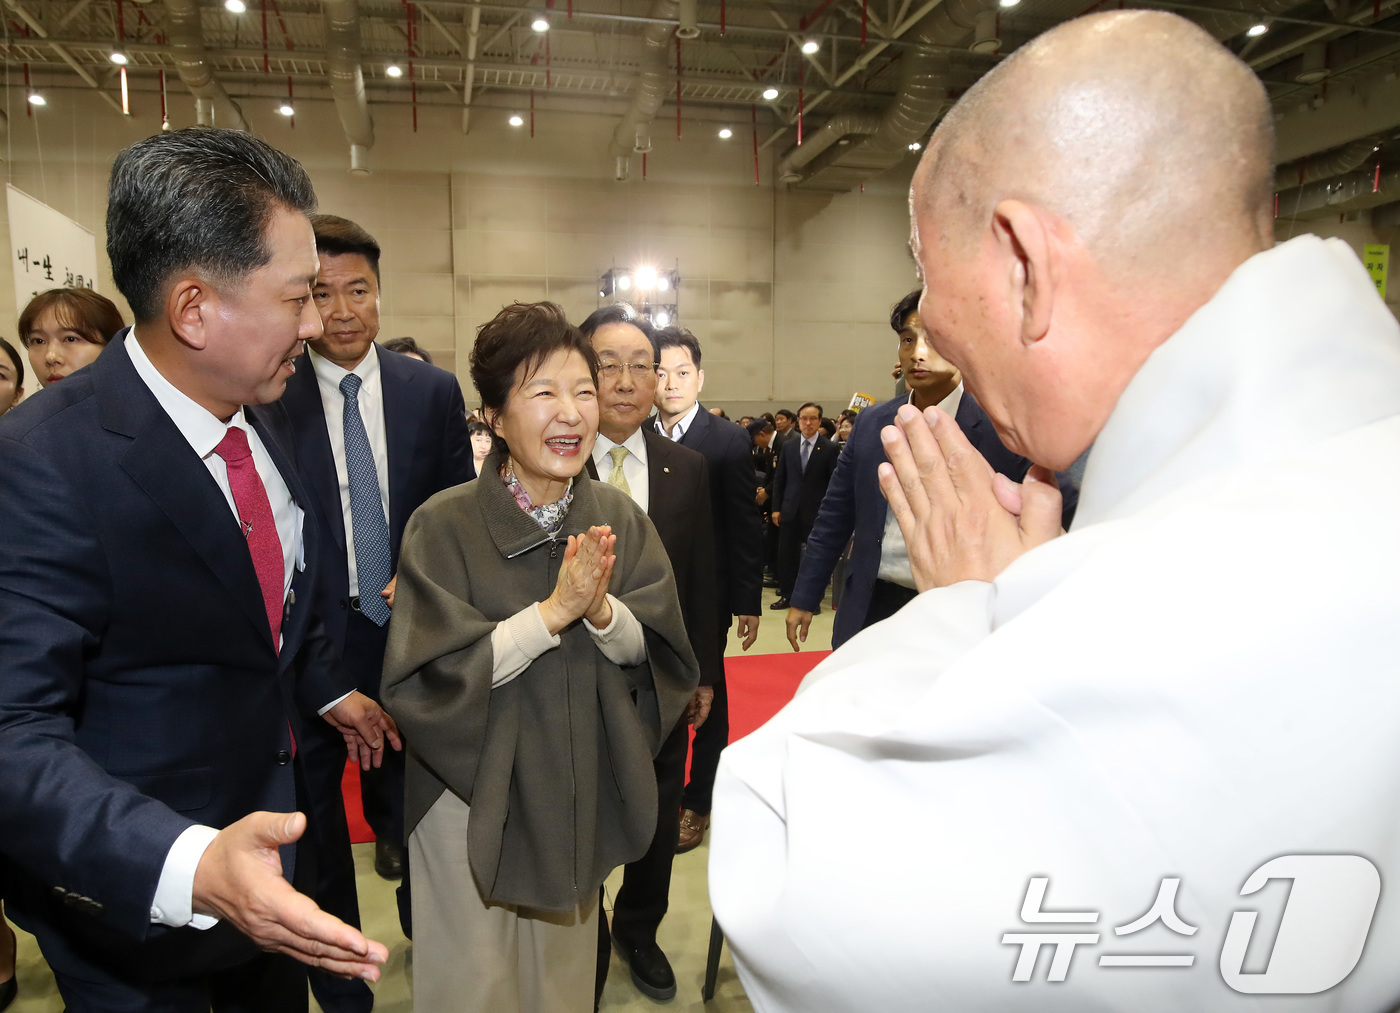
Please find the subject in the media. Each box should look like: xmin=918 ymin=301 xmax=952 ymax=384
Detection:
xmin=317 ymin=690 xmax=355 ymax=716
xmin=491 ymin=603 xmax=562 ymax=687
xmin=151 ymin=824 xmax=221 ymax=929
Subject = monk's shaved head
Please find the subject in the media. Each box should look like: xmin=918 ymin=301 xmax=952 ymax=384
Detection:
xmin=916 ymin=10 xmax=1274 ymax=272
xmin=907 ymin=11 xmax=1277 ymax=471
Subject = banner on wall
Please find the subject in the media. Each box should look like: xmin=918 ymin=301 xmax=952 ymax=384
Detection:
xmin=6 ymin=185 xmax=100 ymax=315
xmin=1364 ymin=244 xmax=1389 ymax=301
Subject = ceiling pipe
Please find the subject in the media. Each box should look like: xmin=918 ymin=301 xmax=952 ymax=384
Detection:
xmin=164 ymin=0 xmax=249 ymax=130
xmin=1274 ymin=136 xmax=1382 ymax=192
xmin=776 ymin=112 xmax=880 ymax=181
xmin=1276 ymin=163 xmax=1400 ymax=219
xmin=784 ymin=0 xmax=990 ymax=191
xmin=323 ymin=0 xmax=375 ymax=174
xmin=607 ymin=0 xmax=680 ymax=182
xmin=462 ymin=4 xmax=481 ymax=134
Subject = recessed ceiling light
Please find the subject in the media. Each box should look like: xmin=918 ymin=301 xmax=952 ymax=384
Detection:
xmin=998 ymin=0 xmax=1020 ymax=8
xmin=386 ymin=64 xmax=403 ymax=78
xmin=224 ymin=0 xmax=246 ymax=11
xmin=908 ymin=141 xmax=922 ymax=151
xmin=27 ymin=93 xmax=45 ymax=106
xmin=109 ymin=50 xmax=128 ymax=65
xmin=278 ymin=103 xmax=294 ymax=116
xmin=509 ymin=114 xmax=524 ymax=126
xmin=801 ymin=39 xmax=820 ymax=54
xmin=1247 ymin=22 xmax=1268 ymax=36
xmin=718 ymin=127 xmax=733 ymax=139
xmin=532 ymin=16 xmax=550 ymax=32
xmin=762 ymin=87 xmax=779 ymax=100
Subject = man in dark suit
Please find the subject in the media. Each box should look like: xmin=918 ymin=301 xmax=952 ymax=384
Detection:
xmin=770 ymin=401 xmax=841 ymax=611
xmin=653 ymin=327 xmax=765 ymax=854
xmin=0 ymin=128 xmax=394 ymax=1012
xmin=785 ymin=291 xmax=1080 ymax=651
xmin=579 ymin=306 xmax=721 ymax=1004
xmin=281 ymin=215 xmax=472 ymax=1008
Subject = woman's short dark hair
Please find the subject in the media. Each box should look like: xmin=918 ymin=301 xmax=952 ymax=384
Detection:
xmin=819 ymin=418 xmax=837 ymax=438
xmin=890 ymin=289 xmax=922 ymax=333
xmin=469 ymin=301 xmax=599 ymax=418
xmin=762 ymin=412 xmax=775 ymax=424
xmin=107 ymin=127 xmax=317 ymax=322
xmin=19 ymin=288 xmax=125 ymax=348
xmin=0 ymin=335 xmax=24 ymax=388
xmin=382 ymin=336 xmax=432 ymax=364
xmin=467 ymin=419 xmax=493 ymax=437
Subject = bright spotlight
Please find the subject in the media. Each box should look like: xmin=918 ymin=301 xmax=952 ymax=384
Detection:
xmin=997 ymin=0 xmax=1020 ymax=7
xmin=762 ymin=86 xmax=779 ymax=100
xmin=801 ymin=39 xmax=819 ymax=54
xmin=386 ymin=64 xmax=403 ymax=78
xmin=508 ymin=114 xmax=524 ymax=126
xmin=109 ymin=50 xmax=128 ymax=65
xmin=635 ymin=266 xmax=658 ymax=290
xmin=532 ymin=15 xmax=550 ymax=31
xmin=225 ymin=0 xmax=247 ymax=11
xmin=27 ymin=93 xmax=44 ymax=106
xmin=278 ymin=104 xmax=295 ymax=116
xmin=617 ymin=274 xmax=632 ymax=291
xmin=718 ymin=127 xmax=733 ymax=139
xmin=654 ymin=310 xmax=671 ymax=327
xmin=657 ymin=276 xmax=669 ymax=292
xmin=908 ymin=141 xmax=922 ymax=151
xmin=1246 ymin=22 xmax=1268 ymax=36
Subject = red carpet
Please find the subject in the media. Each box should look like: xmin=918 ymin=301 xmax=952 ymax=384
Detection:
xmin=342 ymin=650 xmax=831 ymax=844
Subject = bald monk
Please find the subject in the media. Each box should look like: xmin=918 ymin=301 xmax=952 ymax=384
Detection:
xmin=709 ymin=11 xmax=1400 ymax=1012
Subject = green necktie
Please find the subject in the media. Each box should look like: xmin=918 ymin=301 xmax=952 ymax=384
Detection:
xmin=608 ymin=445 xmax=632 ymax=498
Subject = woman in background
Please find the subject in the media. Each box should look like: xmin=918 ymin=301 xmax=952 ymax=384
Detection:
xmin=381 ymin=302 xmax=697 ymax=1013
xmin=0 ymin=337 xmax=23 ymax=418
xmin=468 ymin=418 xmax=494 ymax=478
xmin=19 ymin=288 xmax=124 ymax=388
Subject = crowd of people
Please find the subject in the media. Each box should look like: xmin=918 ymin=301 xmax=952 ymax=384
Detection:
xmin=3 ymin=8 xmax=1400 ymax=1013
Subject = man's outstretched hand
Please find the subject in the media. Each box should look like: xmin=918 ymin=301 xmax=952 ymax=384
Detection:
xmin=877 ymin=403 xmax=1062 ymax=592
xmin=192 ymin=811 xmax=389 ymax=980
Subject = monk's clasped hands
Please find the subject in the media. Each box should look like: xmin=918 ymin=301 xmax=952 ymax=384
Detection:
xmin=877 ymin=403 xmax=1062 ymax=592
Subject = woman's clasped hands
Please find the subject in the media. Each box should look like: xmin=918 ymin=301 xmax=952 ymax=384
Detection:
xmin=538 ymin=525 xmax=618 ymax=635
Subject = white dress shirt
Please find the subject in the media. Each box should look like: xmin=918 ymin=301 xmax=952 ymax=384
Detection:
xmin=308 ymin=344 xmax=391 ymax=598
xmin=591 ymin=427 xmax=651 ymax=514
xmin=125 ymin=333 xmax=307 ymax=932
xmin=876 ymin=383 xmax=963 ymax=588
xmin=659 ymin=401 xmax=702 ymax=443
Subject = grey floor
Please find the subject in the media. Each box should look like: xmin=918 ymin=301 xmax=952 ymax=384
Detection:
xmin=6 ymin=585 xmax=836 ymax=1012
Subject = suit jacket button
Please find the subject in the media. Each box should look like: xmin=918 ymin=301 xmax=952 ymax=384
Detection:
xmin=276 ymin=749 xmax=291 ymax=765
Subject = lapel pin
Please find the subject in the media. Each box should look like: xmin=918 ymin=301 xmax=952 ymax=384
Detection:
xmin=664 ymin=467 xmax=670 ymax=473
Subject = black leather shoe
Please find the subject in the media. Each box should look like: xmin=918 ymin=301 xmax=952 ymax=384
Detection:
xmin=768 ymin=597 xmax=790 ymax=610
xmin=762 ymin=573 xmax=780 ymax=589
xmin=374 ymin=839 xmax=404 ymax=881
xmin=612 ymin=934 xmax=677 ymax=1002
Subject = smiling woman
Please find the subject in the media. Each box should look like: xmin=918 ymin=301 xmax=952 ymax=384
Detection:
xmin=380 ymin=300 xmax=700 ymax=1013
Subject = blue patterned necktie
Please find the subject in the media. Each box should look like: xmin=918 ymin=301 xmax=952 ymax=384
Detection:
xmin=801 ymin=437 xmax=811 ymax=472
xmin=340 ymin=373 xmax=392 ymax=626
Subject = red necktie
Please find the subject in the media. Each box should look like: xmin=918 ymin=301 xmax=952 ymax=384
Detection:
xmin=214 ymin=426 xmax=285 ymax=652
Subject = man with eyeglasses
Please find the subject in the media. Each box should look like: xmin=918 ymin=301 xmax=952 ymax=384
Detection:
xmin=578 ymin=304 xmax=722 ymax=1005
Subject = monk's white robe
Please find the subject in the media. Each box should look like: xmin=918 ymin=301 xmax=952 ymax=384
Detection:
xmin=709 ymin=235 xmax=1400 ymax=1012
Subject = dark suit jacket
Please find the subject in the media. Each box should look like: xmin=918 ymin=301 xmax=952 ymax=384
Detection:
xmin=0 ymin=333 xmax=344 ymax=980
xmin=587 ymin=429 xmax=721 ymax=688
xmin=669 ymin=406 xmax=764 ymax=621
xmin=772 ymin=431 xmax=841 ymax=534
xmin=280 ymin=345 xmax=473 ymax=654
xmin=791 ymin=392 xmax=1079 ymax=647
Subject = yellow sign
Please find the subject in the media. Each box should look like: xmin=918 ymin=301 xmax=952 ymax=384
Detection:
xmin=1364 ymin=244 xmax=1389 ymax=301
xmin=848 ymin=393 xmax=876 ymax=413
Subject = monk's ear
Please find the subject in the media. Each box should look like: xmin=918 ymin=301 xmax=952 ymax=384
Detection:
xmin=990 ymin=200 xmax=1057 ymax=347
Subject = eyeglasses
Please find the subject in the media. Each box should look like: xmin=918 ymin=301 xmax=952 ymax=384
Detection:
xmin=597 ymin=362 xmax=655 ymax=378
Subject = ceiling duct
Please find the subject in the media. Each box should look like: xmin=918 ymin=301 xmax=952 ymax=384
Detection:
xmin=1276 ymin=163 xmax=1400 ymax=219
xmin=324 ymin=0 xmax=375 ymax=174
xmin=163 ymin=0 xmax=248 ymax=130
xmin=1274 ymin=136 xmax=1381 ymax=193
xmin=776 ymin=112 xmax=881 ymax=182
xmin=608 ymin=0 xmax=680 ymax=182
xmin=784 ymin=0 xmax=995 ymax=192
